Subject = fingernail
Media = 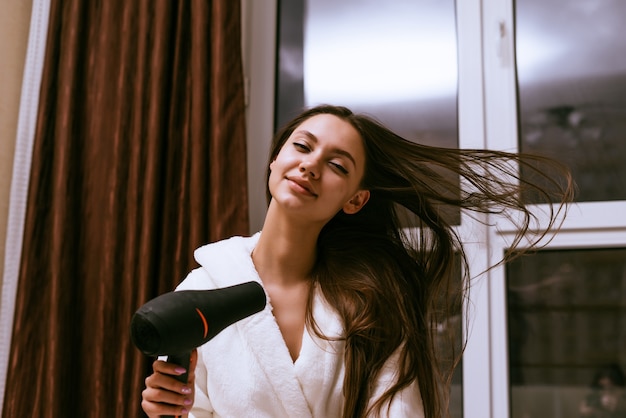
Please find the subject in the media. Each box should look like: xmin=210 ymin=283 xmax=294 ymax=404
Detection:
xmin=184 ymin=398 xmax=192 ymax=405
xmin=174 ymin=367 xmax=186 ymax=374
xmin=181 ymin=386 xmax=192 ymax=394
xmin=181 ymin=408 xmax=189 ymax=414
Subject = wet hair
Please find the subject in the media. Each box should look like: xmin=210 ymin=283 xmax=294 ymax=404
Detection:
xmin=266 ymin=105 xmax=574 ymax=418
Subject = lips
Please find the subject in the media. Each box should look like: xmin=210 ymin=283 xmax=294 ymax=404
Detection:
xmin=287 ymin=176 xmax=317 ymax=196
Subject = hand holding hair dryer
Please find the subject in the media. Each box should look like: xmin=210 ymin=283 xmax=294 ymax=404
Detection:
xmin=130 ymin=281 xmax=266 ymax=418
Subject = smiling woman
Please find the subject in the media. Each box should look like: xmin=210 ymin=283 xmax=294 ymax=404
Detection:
xmin=267 ymin=114 xmax=370 ymax=224
xmin=141 ymin=104 xmax=574 ymax=418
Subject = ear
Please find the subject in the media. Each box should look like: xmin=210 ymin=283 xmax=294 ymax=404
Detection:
xmin=342 ymin=190 xmax=370 ymax=215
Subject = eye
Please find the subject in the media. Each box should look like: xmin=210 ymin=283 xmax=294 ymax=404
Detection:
xmin=293 ymin=142 xmax=310 ymax=152
xmin=330 ymin=161 xmax=349 ymax=174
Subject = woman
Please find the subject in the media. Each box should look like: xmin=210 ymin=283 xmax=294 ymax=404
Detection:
xmin=141 ymin=105 xmax=574 ymax=417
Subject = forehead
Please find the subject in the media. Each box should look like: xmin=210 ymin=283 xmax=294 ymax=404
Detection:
xmin=292 ymin=114 xmax=364 ymax=151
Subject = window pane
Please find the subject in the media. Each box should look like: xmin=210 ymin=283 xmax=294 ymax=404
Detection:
xmin=507 ymin=248 xmax=626 ymax=418
xmin=276 ymin=0 xmax=459 ymax=150
xmin=515 ymin=0 xmax=626 ymax=203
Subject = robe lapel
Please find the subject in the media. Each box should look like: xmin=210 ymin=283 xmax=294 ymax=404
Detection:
xmin=237 ymin=307 xmax=313 ymax=418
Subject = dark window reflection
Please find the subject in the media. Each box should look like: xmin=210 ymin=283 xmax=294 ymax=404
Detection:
xmin=275 ymin=0 xmax=306 ymax=128
xmin=507 ymin=248 xmax=626 ymax=418
xmin=515 ymin=0 xmax=626 ymax=203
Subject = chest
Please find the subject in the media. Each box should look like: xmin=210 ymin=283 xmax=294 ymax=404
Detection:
xmin=266 ymin=284 xmax=310 ymax=361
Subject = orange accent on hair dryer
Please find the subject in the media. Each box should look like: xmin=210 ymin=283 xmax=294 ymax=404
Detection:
xmin=195 ymin=308 xmax=208 ymax=338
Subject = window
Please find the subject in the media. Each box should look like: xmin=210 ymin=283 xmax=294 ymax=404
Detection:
xmin=507 ymin=248 xmax=626 ymax=418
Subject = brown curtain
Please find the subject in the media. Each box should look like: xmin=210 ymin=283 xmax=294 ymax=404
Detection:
xmin=3 ymin=1 xmax=248 ymax=417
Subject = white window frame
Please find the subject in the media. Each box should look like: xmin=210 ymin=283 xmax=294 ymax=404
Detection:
xmin=461 ymin=1 xmax=626 ymax=417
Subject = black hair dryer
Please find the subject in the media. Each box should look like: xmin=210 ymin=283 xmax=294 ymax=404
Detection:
xmin=130 ymin=281 xmax=266 ymax=417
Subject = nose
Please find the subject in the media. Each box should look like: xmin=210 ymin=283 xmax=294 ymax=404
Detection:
xmin=299 ymin=158 xmax=318 ymax=178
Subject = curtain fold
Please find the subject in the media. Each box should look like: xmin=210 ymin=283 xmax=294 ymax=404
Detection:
xmin=2 ymin=0 xmax=248 ymax=416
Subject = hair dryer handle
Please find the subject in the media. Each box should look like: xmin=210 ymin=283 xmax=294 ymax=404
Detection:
xmin=163 ymin=351 xmax=191 ymax=418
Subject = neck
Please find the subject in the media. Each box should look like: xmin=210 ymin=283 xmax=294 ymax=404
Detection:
xmin=252 ymin=202 xmax=323 ymax=286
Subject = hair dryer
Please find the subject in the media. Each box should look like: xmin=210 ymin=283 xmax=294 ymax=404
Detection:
xmin=130 ymin=281 xmax=266 ymax=417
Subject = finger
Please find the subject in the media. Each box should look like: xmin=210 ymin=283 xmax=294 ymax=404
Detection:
xmin=142 ymin=385 xmax=192 ymax=407
xmin=141 ymin=397 xmax=191 ymax=418
xmin=145 ymin=372 xmax=193 ymax=396
xmin=152 ymin=358 xmax=188 ymax=376
xmin=142 ymin=381 xmax=193 ymax=418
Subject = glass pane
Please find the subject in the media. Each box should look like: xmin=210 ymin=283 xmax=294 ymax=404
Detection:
xmin=515 ymin=0 xmax=626 ymax=203
xmin=276 ymin=0 xmax=459 ymax=150
xmin=275 ymin=3 xmax=461 ymax=413
xmin=507 ymin=248 xmax=626 ymax=418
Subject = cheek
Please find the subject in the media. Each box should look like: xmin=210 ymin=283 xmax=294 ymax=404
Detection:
xmin=270 ymin=150 xmax=293 ymax=170
xmin=267 ymin=161 xmax=287 ymax=195
xmin=324 ymin=181 xmax=356 ymax=206
xmin=268 ymin=166 xmax=279 ymax=188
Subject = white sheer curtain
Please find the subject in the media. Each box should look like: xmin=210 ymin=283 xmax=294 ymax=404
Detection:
xmin=0 ymin=0 xmax=50 ymax=414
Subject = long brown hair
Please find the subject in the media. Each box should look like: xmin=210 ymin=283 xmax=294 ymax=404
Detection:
xmin=266 ymin=105 xmax=575 ymax=417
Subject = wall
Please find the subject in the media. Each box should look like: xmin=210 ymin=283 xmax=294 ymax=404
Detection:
xmin=241 ymin=0 xmax=276 ymax=234
xmin=0 ymin=0 xmax=33 ymax=297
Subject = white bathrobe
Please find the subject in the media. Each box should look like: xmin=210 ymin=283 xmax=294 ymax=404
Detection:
xmin=176 ymin=233 xmax=424 ymax=418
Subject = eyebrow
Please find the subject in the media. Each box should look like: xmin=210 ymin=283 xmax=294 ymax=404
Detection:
xmin=295 ymin=129 xmax=357 ymax=167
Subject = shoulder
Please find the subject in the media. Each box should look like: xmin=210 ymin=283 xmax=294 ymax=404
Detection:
xmin=311 ymin=285 xmax=344 ymax=338
xmin=193 ymin=233 xmax=259 ymax=266
xmin=176 ymin=232 xmax=261 ymax=291
xmin=175 ymin=267 xmax=215 ymax=291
